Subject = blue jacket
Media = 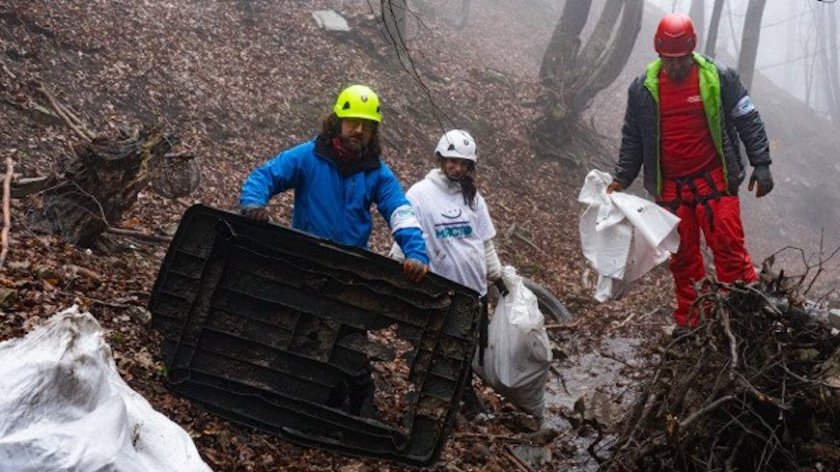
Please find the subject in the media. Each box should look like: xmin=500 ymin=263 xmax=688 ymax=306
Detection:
xmin=240 ymin=137 xmax=428 ymax=264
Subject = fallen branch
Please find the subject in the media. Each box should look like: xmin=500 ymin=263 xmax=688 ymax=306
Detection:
xmin=596 ymin=349 xmax=634 ymax=368
xmin=549 ymin=364 xmax=571 ymax=395
xmin=164 ymin=151 xmax=195 ymax=160
xmin=106 ymin=227 xmax=172 ymax=243
xmin=91 ymin=298 xmax=136 ymax=309
xmin=544 ymin=319 xmax=580 ymax=330
xmin=453 ymin=432 xmax=533 ymax=444
xmin=617 ymin=310 xmax=637 ymax=328
xmin=720 ymin=308 xmax=739 ymax=380
xmin=513 ymin=230 xmax=545 ymax=254
xmin=0 ymin=59 xmax=15 ymax=80
xmin=11 ymin=174 xmax=53 ymax=198
xmin=34 ymin=82 xmax=95 ymax=141
xmin=679 ymin=394 xmax=737 ymax=430
xmin=502 ymin=444 xmax=533 ymax=472
xmin=0 ymin=158 xmax=14 ymax=269
xmin=617 ymin=306 xmax=661 ymax=328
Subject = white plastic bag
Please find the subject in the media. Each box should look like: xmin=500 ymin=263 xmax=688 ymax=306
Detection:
xmin=473 ymin=266 xmax=552 ymax=419
xmin=578 ymin=169 xmax=681 ymax=301
xmin=0 ymin=306 xmax=211 ymax=472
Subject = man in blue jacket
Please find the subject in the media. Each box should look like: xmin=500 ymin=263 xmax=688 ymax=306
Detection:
xmin=240 ymin=84 xmax=429 ymax=282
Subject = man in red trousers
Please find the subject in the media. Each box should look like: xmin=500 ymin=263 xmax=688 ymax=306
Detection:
xmin=607 ymin=13 xmax=774 ymax=334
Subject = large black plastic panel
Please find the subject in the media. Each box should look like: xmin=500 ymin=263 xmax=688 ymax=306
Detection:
xmin=148 ymin=205 xmax=479 ymax=466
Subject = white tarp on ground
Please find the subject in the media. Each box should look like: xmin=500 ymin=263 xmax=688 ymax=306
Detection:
xmin=578 ymin=169 xmax=681 ymax=302
xmin=0 ymin=306 xmax=211 ymax=472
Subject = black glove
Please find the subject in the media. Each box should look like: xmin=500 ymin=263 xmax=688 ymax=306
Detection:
xmin=493 ymin=278 xmax=509 ymax=297
xmin=726 ymin=177 xmax=740 ymax=196
xmin=748 ymin=165 xmax=773 ymax=198
xmin=242 ymin=207 xmax=270 ymax=222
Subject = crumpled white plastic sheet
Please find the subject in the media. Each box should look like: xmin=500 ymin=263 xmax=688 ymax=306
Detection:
xmin=0 ymin=306 xmax=211 ymax=472
xmin=578 ymin=169 xmax=681 ymax=301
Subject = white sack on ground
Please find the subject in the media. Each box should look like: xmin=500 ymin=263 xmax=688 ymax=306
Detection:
xmin=473 ymin=266 xmax=552 ymax=419
xmin=0 ymin=306 xmax=211 ymax=472
xmin=578 ymin=169 xmax=681 ymax=302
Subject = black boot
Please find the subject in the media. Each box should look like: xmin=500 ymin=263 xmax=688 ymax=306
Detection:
xmin=347 ymin=367 xmax=379 ymax=419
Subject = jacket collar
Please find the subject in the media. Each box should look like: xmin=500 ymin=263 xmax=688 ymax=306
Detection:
xmin=314 ymin=134 xmax=381 ymax=177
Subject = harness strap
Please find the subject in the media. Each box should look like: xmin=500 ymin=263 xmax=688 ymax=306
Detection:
xmin=657 ymin=170 xmax=723 ymax=233
xmin=685 ymin=177 xmax=716 ymax=234
xmin=658 ymin=180 xmax=683 ymax=214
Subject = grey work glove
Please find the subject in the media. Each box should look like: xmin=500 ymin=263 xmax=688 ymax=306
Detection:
xmin=748 ymin=165 xmax=773 ymax=198
xmin=242 ymin=207 xmax=270 ymax=222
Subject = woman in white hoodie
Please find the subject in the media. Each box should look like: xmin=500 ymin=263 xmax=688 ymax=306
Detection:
xmin=390 ymin=129 xmax=502 ymax=416
xmin=391 ymin=129 xmax=501 ymax=295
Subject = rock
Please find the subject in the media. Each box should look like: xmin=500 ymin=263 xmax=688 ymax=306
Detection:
xmin=128 ymin=305 xmax=153 ymax=325
xmin=0 ymin=287 xmax=16 ymax=308
xmin=828 ymin=309 xmax=840 ymax=330
xmin=522 ymin=427 xmax=560 ymax=445
xmin=573 ymin=389 xmax=621 ymax=427
xmin=510 ymin=445 xmax=553 ymax=467
xmin=312 ymin=10 xmax=350 ymax=32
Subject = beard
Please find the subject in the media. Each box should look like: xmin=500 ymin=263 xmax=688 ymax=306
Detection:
xmin=340 ymin=134 xmax=366 ymax=153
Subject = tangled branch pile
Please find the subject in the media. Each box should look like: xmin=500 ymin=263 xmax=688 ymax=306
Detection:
xmin=604 ymin=279 xmax=840 ymax=471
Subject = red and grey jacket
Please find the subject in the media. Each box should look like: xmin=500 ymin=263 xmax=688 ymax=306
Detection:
xmin=613 ymin=53 xmax=771 ymax=197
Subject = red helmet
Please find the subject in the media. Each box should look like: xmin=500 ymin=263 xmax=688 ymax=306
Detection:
xmin=654 ymin=13 xmax=696 ymax=57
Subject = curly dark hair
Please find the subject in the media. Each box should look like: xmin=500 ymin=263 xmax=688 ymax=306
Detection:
xmin=320 ymin=112 xmax=382 ymax=159
xmin=437 ymin=153 xmax=477 ymax=210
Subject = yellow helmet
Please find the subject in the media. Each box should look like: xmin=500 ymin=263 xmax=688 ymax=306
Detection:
xmin=333 ymin=84 xmax=382 ymax=123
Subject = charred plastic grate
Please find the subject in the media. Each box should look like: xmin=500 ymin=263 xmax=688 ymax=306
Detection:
xmin=148 ymin=205 xmax=480 ymax=466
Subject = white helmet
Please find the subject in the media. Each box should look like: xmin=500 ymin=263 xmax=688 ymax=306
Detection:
xmin=435 ymin=129 xmax=477 ymax=162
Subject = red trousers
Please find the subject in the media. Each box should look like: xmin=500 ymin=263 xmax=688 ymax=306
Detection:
xmin=657 ymin=168 xmax=757 ymax=327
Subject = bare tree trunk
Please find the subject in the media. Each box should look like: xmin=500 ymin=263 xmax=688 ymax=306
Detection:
xmin=39 ymin=126 xmax=172 ymax=246
xmin=823 ymin=4 xmax=840 ymax=124
xmin=572 ymin=0 xmax=643 ymax=112
xmin=535 ymin=0 xmax=643 ymax=165
xmin=805 ymin=5 xmax=820 ymax=108
xmin=689 ymin=0 xmax=706 ymax=53
xmin=737 ymin=0 xmax=767 ymax=90
xmin=539 ymin=0 xmax=592 ymax=84
xmin=453 ymin=0 xmax=471 ymax=29
xmin=725 ymin=0 xmax=740 ymax=59
xmin=704 ymin=0 xmax=725 ymax=57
